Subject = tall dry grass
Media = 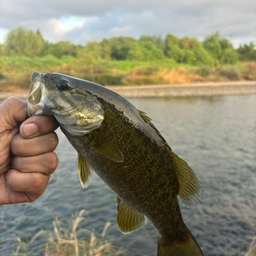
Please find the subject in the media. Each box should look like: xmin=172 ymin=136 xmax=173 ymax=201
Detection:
xmin=5 ymin=210 xmax=125 ymax=256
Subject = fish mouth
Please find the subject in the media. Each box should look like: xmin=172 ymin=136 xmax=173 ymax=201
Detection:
xmin=27 ymin=73 xmax=51 ymax=117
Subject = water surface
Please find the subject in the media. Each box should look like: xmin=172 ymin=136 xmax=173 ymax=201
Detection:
xmin=0 ymin=95 xmax=255 ymax=255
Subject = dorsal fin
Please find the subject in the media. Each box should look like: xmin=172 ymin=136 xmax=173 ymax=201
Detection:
xmin=116 ymin=197 xmax=146 ymax=233
xmin=170 ymin=151 xmax=201 ymax=208
xmin=140 ymin=110 xmax=201 ymax=207
xmin=139 ymin=110 xmax=169 ymax=146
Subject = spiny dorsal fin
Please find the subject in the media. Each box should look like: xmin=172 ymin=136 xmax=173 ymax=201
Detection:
xmin=170 ymin=151 xmax=200 ymax=208
xmin=139 ymin=110 xmax=169 ymax=147
xmin=77 ymin=154 xmax=94 ymax=188
xmin=117 ymin=197 xmax=146 ymax=233
xmin=91 ymin=132 xmax=124 ymax=163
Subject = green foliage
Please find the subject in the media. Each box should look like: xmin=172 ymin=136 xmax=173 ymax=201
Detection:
xmin=127 ymin=41 xmax=165 ymax=61
xmin=109 ymin=36 xmax=135 ymax=60
xmin=165 ymin=44 xmax=184 ymax=62
xmin=139 ymin=35 xmax=165 ymax=51
xmin=165 ymin=36 xmax=214 ymax=66
xmin=190 ymin=48 xmax=214 ymax=66
xmin=0 ymin=55 xmax=74 ymax=73
xmin=203 ymin=32 xmax=238 ymax=65
xmin=237 ymin=42 xmax=256 ymax=61
xmin=0 ymin=44 xmax=8 ymax=56
xmin=221 ymin=48 xmax=239 ymax=64
xmin=5 ymin=27 xmax=44 ymax=58
xmin=179 ymin=37 xmax=202 ymax=50
xmin=78 ymin=41 xmax=102 ymax=60
xmin=40 ymin=41 xmax=79 ymax=58
xmin=100 ymin=39 xmax=112 ymax=59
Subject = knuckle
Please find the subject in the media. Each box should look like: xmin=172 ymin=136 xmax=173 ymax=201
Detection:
xmin=47 ymin=132 xmax=59 ymax=150
xmin=31 ymin=173 xmax=45 ymax=192
xmin=45 ymin=153 xmax=58 ymax=173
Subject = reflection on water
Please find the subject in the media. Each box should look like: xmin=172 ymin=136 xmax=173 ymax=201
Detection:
xmin=0 ymin=95 xmax=255 ymax=256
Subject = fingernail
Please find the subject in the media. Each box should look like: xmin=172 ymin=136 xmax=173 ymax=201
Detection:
xmin=22 ymin=123 xmax=39 ymax=137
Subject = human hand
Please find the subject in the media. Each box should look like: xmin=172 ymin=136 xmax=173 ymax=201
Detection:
xmin=0 ymin=97 xmax=59 ymax=205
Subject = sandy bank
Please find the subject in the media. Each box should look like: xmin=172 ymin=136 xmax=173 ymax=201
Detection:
xmin=106 ymin=81 xmax=256 ymax=97
xmin=0 ymin=81 xmax=256 ymax=99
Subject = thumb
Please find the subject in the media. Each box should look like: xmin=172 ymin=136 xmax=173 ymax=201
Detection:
xmin=0 ymin=97 xmax=27 ymax=132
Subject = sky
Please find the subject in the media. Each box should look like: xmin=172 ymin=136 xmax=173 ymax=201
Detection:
xmin=0 ymin=0 xmax=255 ymax=48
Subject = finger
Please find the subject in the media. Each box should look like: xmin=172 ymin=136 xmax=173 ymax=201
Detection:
xmin=11 ymin=132 xmax=58 ymax=157
xmin=20 ymin=115 xmax=59 ymax=139
xmin=0 ymin=97 xmax=27 ymax=132
xmin=11 ymin=152 xmax=58 ymax=175
xmin=5 ymin=169 xmax=50 ymax=202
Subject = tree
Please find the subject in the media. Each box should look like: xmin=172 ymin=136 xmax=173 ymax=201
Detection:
xmin=100 ymin=39 xmax=111 ymax=60
xmin=139 ymin=35 xmax=165 ymax=52
xmin=79 ymin=41 xmax=102 ymax=59
xmin=202 ymin=32 xmax=238 ymax=65
xmin=165 ymin=34 xmax=180 ymax=56
xmin=127 ymin=41 xmax=165 ymax=61
xmin=237 ymin=43 xmax=256 ymax=61
xmin=109 ymin=37 xmax=135 ymax=60
xmin=40 ymin=40 xmax=79 ymax=58
xmin=166 ymin=45 xmax=184 ymax=62
xmin=5 ymin=27 xmax=44 ymax=57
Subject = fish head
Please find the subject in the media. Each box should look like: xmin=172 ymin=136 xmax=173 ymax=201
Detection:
xmin=27 ymin=72 xmax=104 ymax=136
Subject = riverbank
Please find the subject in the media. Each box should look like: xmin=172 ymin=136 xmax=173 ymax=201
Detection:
xmin=0 ymin=81 xmax=256 ymax=99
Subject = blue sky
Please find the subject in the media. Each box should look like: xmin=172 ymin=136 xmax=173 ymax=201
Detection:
xmin=0 ymin=0 xmax=255 ymax=47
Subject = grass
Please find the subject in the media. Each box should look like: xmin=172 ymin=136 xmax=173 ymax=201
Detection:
xmin=3 ymin=210 xmax=125 ymax=256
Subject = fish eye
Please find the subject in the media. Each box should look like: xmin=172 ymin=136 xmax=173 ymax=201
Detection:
xmin=57 ymin=79 xmax=71 ymax=91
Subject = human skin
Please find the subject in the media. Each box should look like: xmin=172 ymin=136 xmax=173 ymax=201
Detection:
xmin=0 ymin=97 xmax=59 ymax=205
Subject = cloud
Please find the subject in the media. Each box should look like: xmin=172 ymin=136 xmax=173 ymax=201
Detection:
xmin=0 ymin=0 xmax=255 ymax=46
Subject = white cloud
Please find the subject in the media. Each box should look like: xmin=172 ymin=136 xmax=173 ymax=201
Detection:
xmin=0 ymin=0 xmax=255 ymax=46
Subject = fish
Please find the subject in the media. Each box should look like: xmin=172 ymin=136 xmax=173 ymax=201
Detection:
xmin=27 ymin=71 xmax=203 ymax=256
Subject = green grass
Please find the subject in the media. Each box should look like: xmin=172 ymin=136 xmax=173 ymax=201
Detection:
xmin=0 ymin=55 xmax=74 ymax=73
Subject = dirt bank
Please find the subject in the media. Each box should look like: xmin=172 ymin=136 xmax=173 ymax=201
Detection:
xmin=0 ymin=81 xmax=256 ymax=99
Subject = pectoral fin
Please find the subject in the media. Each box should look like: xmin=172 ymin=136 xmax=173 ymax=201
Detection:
xmin=91 ymin=132 xmax=124 ymax=163
xmin=77 ymin=154 xmax=94 ymax=188
xmin=170 ymin=151 xmax=201 ymax=208
xmin=116 ymin=197 xmax=146 ymax=233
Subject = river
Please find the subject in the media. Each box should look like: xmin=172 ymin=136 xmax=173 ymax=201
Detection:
xmin=0 ymin=94 xmax=255 ymax=256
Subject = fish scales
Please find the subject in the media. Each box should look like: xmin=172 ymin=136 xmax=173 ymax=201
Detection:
xmin=27 ymin=72 xmax=203 ymax=256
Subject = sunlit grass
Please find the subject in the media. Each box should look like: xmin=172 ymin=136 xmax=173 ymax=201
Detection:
xmin=5 ymin=210 xmax=125 ymax=256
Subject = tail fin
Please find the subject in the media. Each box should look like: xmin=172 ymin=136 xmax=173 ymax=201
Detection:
xmin=157 ymin=231 xmax=203 ymax=256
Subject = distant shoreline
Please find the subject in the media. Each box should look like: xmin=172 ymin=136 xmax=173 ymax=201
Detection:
xmin=1 ymin=81 xmax=256 ymax=99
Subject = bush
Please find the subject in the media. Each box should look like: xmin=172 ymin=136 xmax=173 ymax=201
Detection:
xmin=195 ymin=66 xmax=213 ymax=77
xmin=218 ymin=67 xmax=240 ymax=80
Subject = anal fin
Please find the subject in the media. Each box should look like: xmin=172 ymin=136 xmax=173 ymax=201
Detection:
xmin=117 ymin=197 xmax=146 ymax=233
xmin=77 ymin=154 xmax=94 ymax=188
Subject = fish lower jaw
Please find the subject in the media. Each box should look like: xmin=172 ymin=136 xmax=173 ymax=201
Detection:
xmin=27 ymin=102 xmax=50 ymax=116
xmin=60 ymin=122 xmax=101 ymax=136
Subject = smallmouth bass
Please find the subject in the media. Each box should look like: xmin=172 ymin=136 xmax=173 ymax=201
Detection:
xmin=27 ymin=72 xmax=203 ymax=256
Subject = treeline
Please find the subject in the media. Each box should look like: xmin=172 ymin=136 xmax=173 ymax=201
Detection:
xmin=0 ymin=27 xmax=255 ymax=67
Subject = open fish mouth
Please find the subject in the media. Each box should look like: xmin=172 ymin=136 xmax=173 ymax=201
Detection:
xmin=27 ymin=72 xmax=53 ymax=117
